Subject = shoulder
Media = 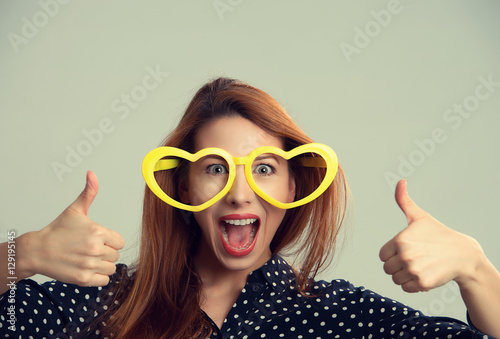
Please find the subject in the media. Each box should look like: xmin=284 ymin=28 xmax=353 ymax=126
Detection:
xmin=252 ymin=256 xmax=487 ymax=337
xmin=1 ymin=263 xmax=131 ymax=337
xmin=306 ymin=278 xmax=402 ymax=314
xmin=301 ymin=278 xmax=487 ymax=337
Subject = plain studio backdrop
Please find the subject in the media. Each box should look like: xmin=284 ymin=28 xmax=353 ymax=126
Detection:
xmin=1 ymin=1 xmax=499 ymax=323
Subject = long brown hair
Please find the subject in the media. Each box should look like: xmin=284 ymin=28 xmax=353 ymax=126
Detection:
xmin=100 ymin=77 xmax=350 ymax=338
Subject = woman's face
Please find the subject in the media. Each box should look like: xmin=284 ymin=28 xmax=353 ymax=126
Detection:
xmin=182 ymin=116 xmax=296 ymax=273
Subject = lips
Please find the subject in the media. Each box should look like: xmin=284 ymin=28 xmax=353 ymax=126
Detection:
xmin=218 ymin=214 xmax=260 ymax=257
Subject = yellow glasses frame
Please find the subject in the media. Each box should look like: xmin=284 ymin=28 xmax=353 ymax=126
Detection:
xmin=142 ymin=143 xmax=338 ymax=212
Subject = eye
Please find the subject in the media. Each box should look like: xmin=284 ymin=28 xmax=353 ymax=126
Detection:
xmin=206 ymin=164 xmax=228 ymax=175
xmin=254 ymin=164 xmax=274 ymax=176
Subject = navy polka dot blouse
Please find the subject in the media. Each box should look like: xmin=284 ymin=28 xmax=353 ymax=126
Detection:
xmin=1 ymin=255 xmax=493 ymax=338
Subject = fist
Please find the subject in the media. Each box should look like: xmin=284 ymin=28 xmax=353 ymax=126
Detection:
xmin=379 ymin=180 xmax=482 ymax=292
xmin=26 ymin=171 xmax=125 ymax=286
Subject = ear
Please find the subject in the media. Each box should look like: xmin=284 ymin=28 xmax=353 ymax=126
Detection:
xmin=287 ymin=177 xmax=296 ymax=203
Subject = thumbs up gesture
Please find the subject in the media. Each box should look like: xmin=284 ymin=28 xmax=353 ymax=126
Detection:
xmin=21 ymin=171 xmax=125 ymax=286
xmin=379 ymin=179 xmax=484 ymax=292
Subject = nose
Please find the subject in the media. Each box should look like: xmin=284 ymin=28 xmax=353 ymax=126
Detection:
xmin=225 ymin=165 xmax=255 ymax=207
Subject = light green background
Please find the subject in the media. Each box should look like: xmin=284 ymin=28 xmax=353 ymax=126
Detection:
xmin=1 ymin=0 xmax=499 ymax=323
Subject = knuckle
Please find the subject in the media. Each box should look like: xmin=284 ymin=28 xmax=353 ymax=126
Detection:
xmin=398 ymin=251 xmax=413 ymax=263
xmin=80 ymin=258 xmax=97 ymax=270
xmin=87 ymin=222 xmax=102 ymax=236
xmin=415 ymin=276 xmax=432 ymax=291
xmin=379 ymin=246 xmax=389 ymax=261
xmin=99 ymin=276 xmax=111 ymax=286
xmin=393 ymin=234 xmax=408 ymax=247
xmin=118 ymin=236 xmax=125 ymax=249
xmin=84 ymin=239 xmax=104 ymax=256
xmin=391 ymin=275 xmax=400 ymax=285
xmin=382 ymin=262 xmax=392 ymax=275
xmin=405 ymin=263 xmax=419 ymax=276
xmin=112 ymin=250 xmax=120 ymax=262
xmin=402 ymin=284 xmax=416 ymax=293
xmin=104 ymin=263 xmax=117 ymax=276
xmin=74 ymin=271 xmax=93 ymax=286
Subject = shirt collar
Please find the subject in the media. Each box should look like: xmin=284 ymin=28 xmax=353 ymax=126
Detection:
xmin=248 ymin=254 xmax=297 ymax=294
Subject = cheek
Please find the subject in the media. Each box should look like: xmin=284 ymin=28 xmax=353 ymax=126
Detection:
xmin=188 ymin=176 xmax=227 ymax=206
xmin=264 ymin=207 xmax=287 ymax=236
xmin=193 ymin=210 xmax=216 ymax=238
xmin=186 ymin=176 xmax=209 ymax=206
xmin=257 ymin=177 xmax=295 ymax=202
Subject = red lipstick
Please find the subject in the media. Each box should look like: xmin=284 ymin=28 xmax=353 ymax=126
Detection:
xmin=218 ymin=214 xmax=260 ymax=257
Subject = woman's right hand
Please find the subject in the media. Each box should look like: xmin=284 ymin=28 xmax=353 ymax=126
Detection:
xmin=18 ymin=171 xmax=125 ymax=287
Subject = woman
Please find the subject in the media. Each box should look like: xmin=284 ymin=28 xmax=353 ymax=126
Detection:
xmin=1 ymin=77 xmax=499 ymax=338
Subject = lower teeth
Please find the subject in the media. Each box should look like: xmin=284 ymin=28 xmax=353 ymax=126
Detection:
xmin=220 ymin=223 xmax=257 ymax=250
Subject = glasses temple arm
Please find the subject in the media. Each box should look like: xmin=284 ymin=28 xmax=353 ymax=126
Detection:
xmin=154 ymin=159 xmax=181 ymax=172
xmin=297 ymin=157 xmax=327 ymax=168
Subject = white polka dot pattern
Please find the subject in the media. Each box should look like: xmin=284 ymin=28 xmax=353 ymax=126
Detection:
xmin=0 ymin=258 xmax=494 ymax=338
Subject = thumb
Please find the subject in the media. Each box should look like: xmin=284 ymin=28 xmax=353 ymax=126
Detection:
xmin=68 ymin=170 xmax=99 ymax=216
xmin=395 ymin=179 xmax=427 ymax=225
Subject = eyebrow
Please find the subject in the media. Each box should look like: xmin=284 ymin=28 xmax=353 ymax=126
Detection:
xmin=200 ymin=155 xmax=225 ymax=162
xmin=254 ymin=154 xmax=281 ymax=163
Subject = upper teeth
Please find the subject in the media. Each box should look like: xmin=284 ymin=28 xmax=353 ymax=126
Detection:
xmin=224 ymin=218 xmax=257 ymax=226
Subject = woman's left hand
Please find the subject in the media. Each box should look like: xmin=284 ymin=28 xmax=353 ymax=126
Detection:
xmin=379 ymin=179 xmax=484 ymax=292
xmin=380 ymin=179 xmax=500 ymax=337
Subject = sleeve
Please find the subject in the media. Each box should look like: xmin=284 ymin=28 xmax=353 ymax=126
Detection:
xmin=1 ymin=264 xmax=128 ymax=338
xmin=347 ymin=282 xmax=495 ymax=338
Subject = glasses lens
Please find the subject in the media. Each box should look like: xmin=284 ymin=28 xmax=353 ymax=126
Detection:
xmin=251 ymin=152 xmax=327 ymax=205
xmin=293 ymin=153 xmax=328 ymax=203
xmin=154 ymin=155 xmax=230 ymax=208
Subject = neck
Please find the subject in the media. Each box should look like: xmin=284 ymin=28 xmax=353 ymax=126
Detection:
xmin=194 ymin=242 xmax=273 ymax=291
xmin=194 ymin=246 xmax=249 ymax=291
xmin=193 ymin=242 xmax=273 ymax=327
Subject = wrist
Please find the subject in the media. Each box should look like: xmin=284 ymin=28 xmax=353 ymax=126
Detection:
xmin=15 ymin=231 xmax=38 ymax=280
xmin=454 ymin=235 xmax=489 ymax=291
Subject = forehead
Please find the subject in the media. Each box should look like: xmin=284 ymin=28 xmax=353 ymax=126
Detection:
xmin=194 ymin=116 xmax=283 ymax=156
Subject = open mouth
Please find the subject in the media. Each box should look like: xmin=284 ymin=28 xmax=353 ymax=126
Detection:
xmin=218 ymin=215 xmax=260 ymax=257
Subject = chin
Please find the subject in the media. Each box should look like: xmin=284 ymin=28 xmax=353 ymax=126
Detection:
xmin=215 ymin=241 xmax=271 ymax=272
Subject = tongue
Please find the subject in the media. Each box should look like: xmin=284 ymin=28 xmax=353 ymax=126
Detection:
xmin=225 ymin=223 xmax=253 ymax=249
